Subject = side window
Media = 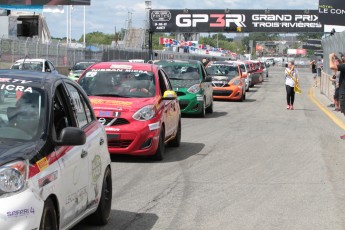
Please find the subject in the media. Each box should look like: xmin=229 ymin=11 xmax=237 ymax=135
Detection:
xmin=64 ymin=83 xmax=91 ymax=128
xmin=53 ymin=84 xmax=74 ymax=139
xmin=48 ymin=61 xmax=55 ymax=71
xmin=200 ymin=64 xmax=207 ymax=80
xmin=160 ymin=70 xmax=173 ymax=90
xmin=158 ymin=70 xmax=168 ymax=95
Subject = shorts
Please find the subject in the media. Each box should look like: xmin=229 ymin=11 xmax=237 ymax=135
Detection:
xmin=334 ymin=87 xmax=339 ymax=100
xmin=340 ymin=94 xmax=345 ymax=113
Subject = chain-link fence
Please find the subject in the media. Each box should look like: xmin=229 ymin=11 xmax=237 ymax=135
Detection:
xmin=0 ymin=36 xmax=234 ymax=70
xmin=321 ymin=31 xmax=345 ymax=102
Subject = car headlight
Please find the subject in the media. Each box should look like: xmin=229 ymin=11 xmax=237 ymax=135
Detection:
xmin=230 ymin=79 xmax=241 ymax=86
xmin=0 ymin=161 xmax=27 ymax=194
xmin=187 ymin=84 xmax=201 ymax=94
xmin=133 ymin=105 xmax=156 ymax=121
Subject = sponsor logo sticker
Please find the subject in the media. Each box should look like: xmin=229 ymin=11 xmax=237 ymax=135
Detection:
xmin=36 ymin=157 xmax=49 ymax=171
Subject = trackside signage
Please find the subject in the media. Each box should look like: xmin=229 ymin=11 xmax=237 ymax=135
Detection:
xmin=149 ymin=9 xmax=323 ymax=33
xmin=319 ymin=0 xmax=345 ymax=26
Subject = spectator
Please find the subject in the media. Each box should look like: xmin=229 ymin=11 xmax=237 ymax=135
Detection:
xmin=317 ymin=58 xmax=323 ymax=79
xmin=284 ymin=61 xmax=298 ymax=110
xmin=310 ymin=60 xmax=318 ymax=87
xmin=329 ymin=53 xmax=345 ymax=139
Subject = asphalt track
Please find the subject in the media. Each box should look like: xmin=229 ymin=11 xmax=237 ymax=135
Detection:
xmin=74 ymin=66 xmax=345 ymax=230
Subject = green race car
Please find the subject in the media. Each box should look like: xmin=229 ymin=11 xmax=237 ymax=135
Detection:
xmin=156 ymin=60 xmax=213 ymax=117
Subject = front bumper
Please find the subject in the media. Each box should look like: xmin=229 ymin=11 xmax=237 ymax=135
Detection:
xmin=0 ymin=189 xmax=43 ymax=230
xmin=213 ymin=86 xmax=243 ymax=100
xmin=105 ymin=121 xmax=161 ymax=156
xmin=177 ymin=93 xmax=204 ymax=115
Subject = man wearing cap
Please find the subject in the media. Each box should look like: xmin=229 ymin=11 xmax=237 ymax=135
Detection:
xmin=330 ymin=53 xmax=345 ymax=139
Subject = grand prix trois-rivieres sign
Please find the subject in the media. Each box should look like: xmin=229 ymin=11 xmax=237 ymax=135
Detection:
xmin=149 ymin=9 xmax=323 ymax=33
xmin=0 ymin=0 xmax=90 ymax=5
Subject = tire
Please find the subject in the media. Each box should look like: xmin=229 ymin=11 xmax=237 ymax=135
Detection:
xmin=40 ymin=198 xmax=58 ymax=230
xmin=199 ymin=100 xmax=206 ymax=117
xmin=153 ymin=127 xmax=165 ymax=161
xmin=205 ymin=100 xmax=213 ymax=114
xmin=87 ymin=167 xmax=112 ymax=225
xmin=168 ymin=119 xmax=181 ymax=147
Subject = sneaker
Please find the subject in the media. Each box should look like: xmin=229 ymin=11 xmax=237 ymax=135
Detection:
xmin=290 ymin=105 xmax=294 ymax=110
xmin=327 ymin=104 xmax=335 ymax=108
xmin=287 ymin=105 xmax=290 ymax=109
xmin=340 ymin=135 xmax=345 ymax=139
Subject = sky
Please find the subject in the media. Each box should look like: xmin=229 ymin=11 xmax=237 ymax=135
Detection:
xmin=43 ymin=0 xmax=321 ymax=40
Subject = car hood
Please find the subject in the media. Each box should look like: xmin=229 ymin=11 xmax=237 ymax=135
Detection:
xmin=0 ymin=140 xmax=37 ymax=165
xmin=170 ymin=79 xmax=200 ymax=89
xmin=211 ymin=75 xmax=236 ymax=82
xmin=89 ymin=96 xmax=157 ymax=112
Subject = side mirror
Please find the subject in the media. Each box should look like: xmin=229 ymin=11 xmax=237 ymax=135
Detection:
xmin=56 ymin=127 xmax=86 ymax=146
xmin=242 ymin=72 xmax=247 ymax=78
xmin=204 ymin=76 xmax=212 ymax=82
xmin=162 ymin=90 xmax=177 ymax=100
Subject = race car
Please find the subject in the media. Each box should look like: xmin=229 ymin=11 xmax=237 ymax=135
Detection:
xmin=156 ymin=59 xmax=213 ymax=117
xmin=78 ymin=62 xmax=181 ymax=160
xmin=206 ymin=61 xmax=246 ymax=101
xmin=0 ymin=70 xmax=112 ymax=229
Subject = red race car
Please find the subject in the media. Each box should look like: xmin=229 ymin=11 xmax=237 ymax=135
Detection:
xmin=78 ymin=62 xmax=181 ymax=160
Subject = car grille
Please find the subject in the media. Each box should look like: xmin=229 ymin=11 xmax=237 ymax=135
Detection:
xmin=213 ymin=90 xmax=233 ymax=96
xmin=179 ymin=100 xmax=189 ymax=110
xmin=213 ymin=82 xmax=230 ymax=87
xmin=176 ymin=91 xmax=186 ymax=96
xmin=108 ymin=140 xmax=132 ymax=148
xmin=97 ymin=117 xmax=129 ymax=126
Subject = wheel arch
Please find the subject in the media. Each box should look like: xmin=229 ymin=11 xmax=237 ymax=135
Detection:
xmin=45 ymin=194 xmax=60 ymax=229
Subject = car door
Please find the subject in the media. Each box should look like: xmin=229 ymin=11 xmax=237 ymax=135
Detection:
xmin=51 ymin=82 xmax=89 ymax=228
xmin=159 ymin=69 xmax=177 ymax=137
xmin=63 ymin=81 xmax=106 ymax=210
xmin=200 ymin=64 xmax=212 ymax=107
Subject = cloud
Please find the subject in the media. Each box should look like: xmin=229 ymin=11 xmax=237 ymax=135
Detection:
xmin=44 ymin=0 xmax=320 ymax=39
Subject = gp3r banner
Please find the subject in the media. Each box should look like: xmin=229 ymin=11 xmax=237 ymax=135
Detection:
xmin=319 ymin=0 xmax=345 ymax=26
xmin=149 ymin=9 xmax=323 ymax=33
xmin=0 ymin=0 xmax=90 ymax=5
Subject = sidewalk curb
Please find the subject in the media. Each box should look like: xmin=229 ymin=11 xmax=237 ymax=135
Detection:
xmin=309 ymin=87 xmax=345 ymax=130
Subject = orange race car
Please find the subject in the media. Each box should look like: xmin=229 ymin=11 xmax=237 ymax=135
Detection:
xmin=205 ymin=61 xmax=247 ymax=101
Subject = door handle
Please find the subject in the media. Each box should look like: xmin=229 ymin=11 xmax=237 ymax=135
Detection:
xmin=81 ymin=150 xmax=88 ymax=158
xmin=100 ymin=138 xmax=104 ymax=146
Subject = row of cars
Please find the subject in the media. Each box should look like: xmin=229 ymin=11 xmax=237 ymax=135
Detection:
xmin=0 ymin=58 xmax=269 ymax=229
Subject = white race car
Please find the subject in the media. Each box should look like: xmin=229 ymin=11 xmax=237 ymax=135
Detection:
xmin=0 ymin=70 xmax=112 ymax=229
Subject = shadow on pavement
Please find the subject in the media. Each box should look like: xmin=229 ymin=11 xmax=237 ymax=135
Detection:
xmin=73 ymin=210 xmax=158 ymax=230
xmin=110 ymin=142 xmax=205 ymax=163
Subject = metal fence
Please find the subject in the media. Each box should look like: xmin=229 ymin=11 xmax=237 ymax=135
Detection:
xmin=321 ymin=31 xmax=345 ymax=102
xmin=0 ymin=37 xmax=234 ymax=69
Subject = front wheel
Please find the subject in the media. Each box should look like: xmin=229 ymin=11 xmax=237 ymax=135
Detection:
xmin=153 ymin=127 xmax=165 ymax=161
xmin=168 ymin=119 xmax=181 ymax=147
xmin=205 ymin=100 xmax=213 ymax=114
xmin=40 ymin=198 xmax=58 ymax=230
xmin=87 ymin=167 xmax=112 ymax=225
xmin=199 ymin=100 xmax=206 ymax=117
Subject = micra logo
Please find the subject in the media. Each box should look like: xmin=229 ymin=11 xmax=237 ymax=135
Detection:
xmin=176 ymin=14 xmax=246 ymax=28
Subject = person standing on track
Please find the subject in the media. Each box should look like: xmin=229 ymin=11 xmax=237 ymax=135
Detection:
xmin=285 ymin=61 xmax=298 ymax=110
xmin=310 ymin=60 xmax=318 ymax=87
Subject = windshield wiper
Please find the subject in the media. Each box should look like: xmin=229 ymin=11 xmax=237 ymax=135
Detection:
xmin=169 ymin=77 xmax=183 ymax=80
xmin=92 ymin=94 xmax=129 ymax=98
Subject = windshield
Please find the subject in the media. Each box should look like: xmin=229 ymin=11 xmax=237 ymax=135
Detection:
xmin=73 ymin=62 xmax=95 ymax=71
xmin=206 ymin=64 xmax=239 ymax=77
xmin=157 ymin=62 xmax=201 ymax=80
xmin=0 ymin=86 xmax=46 ymax=141
xmin=79 ymin=70 xmax=156 ymax=98
xmin=11 ymin=62 xmax=43 ymax=72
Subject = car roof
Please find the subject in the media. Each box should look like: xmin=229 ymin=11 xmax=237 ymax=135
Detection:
xmin=208 ymin=61 xmax=236 ymax=65
xmin=156 ymin=59 xmax=199 ymax=64
xmin=88 ymin=62 xmax=156 ymax=72
xmin=0 ymin=69 xmax=67 ymax=87
xmin=14 ymin=58 xmax=48 ymax=63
